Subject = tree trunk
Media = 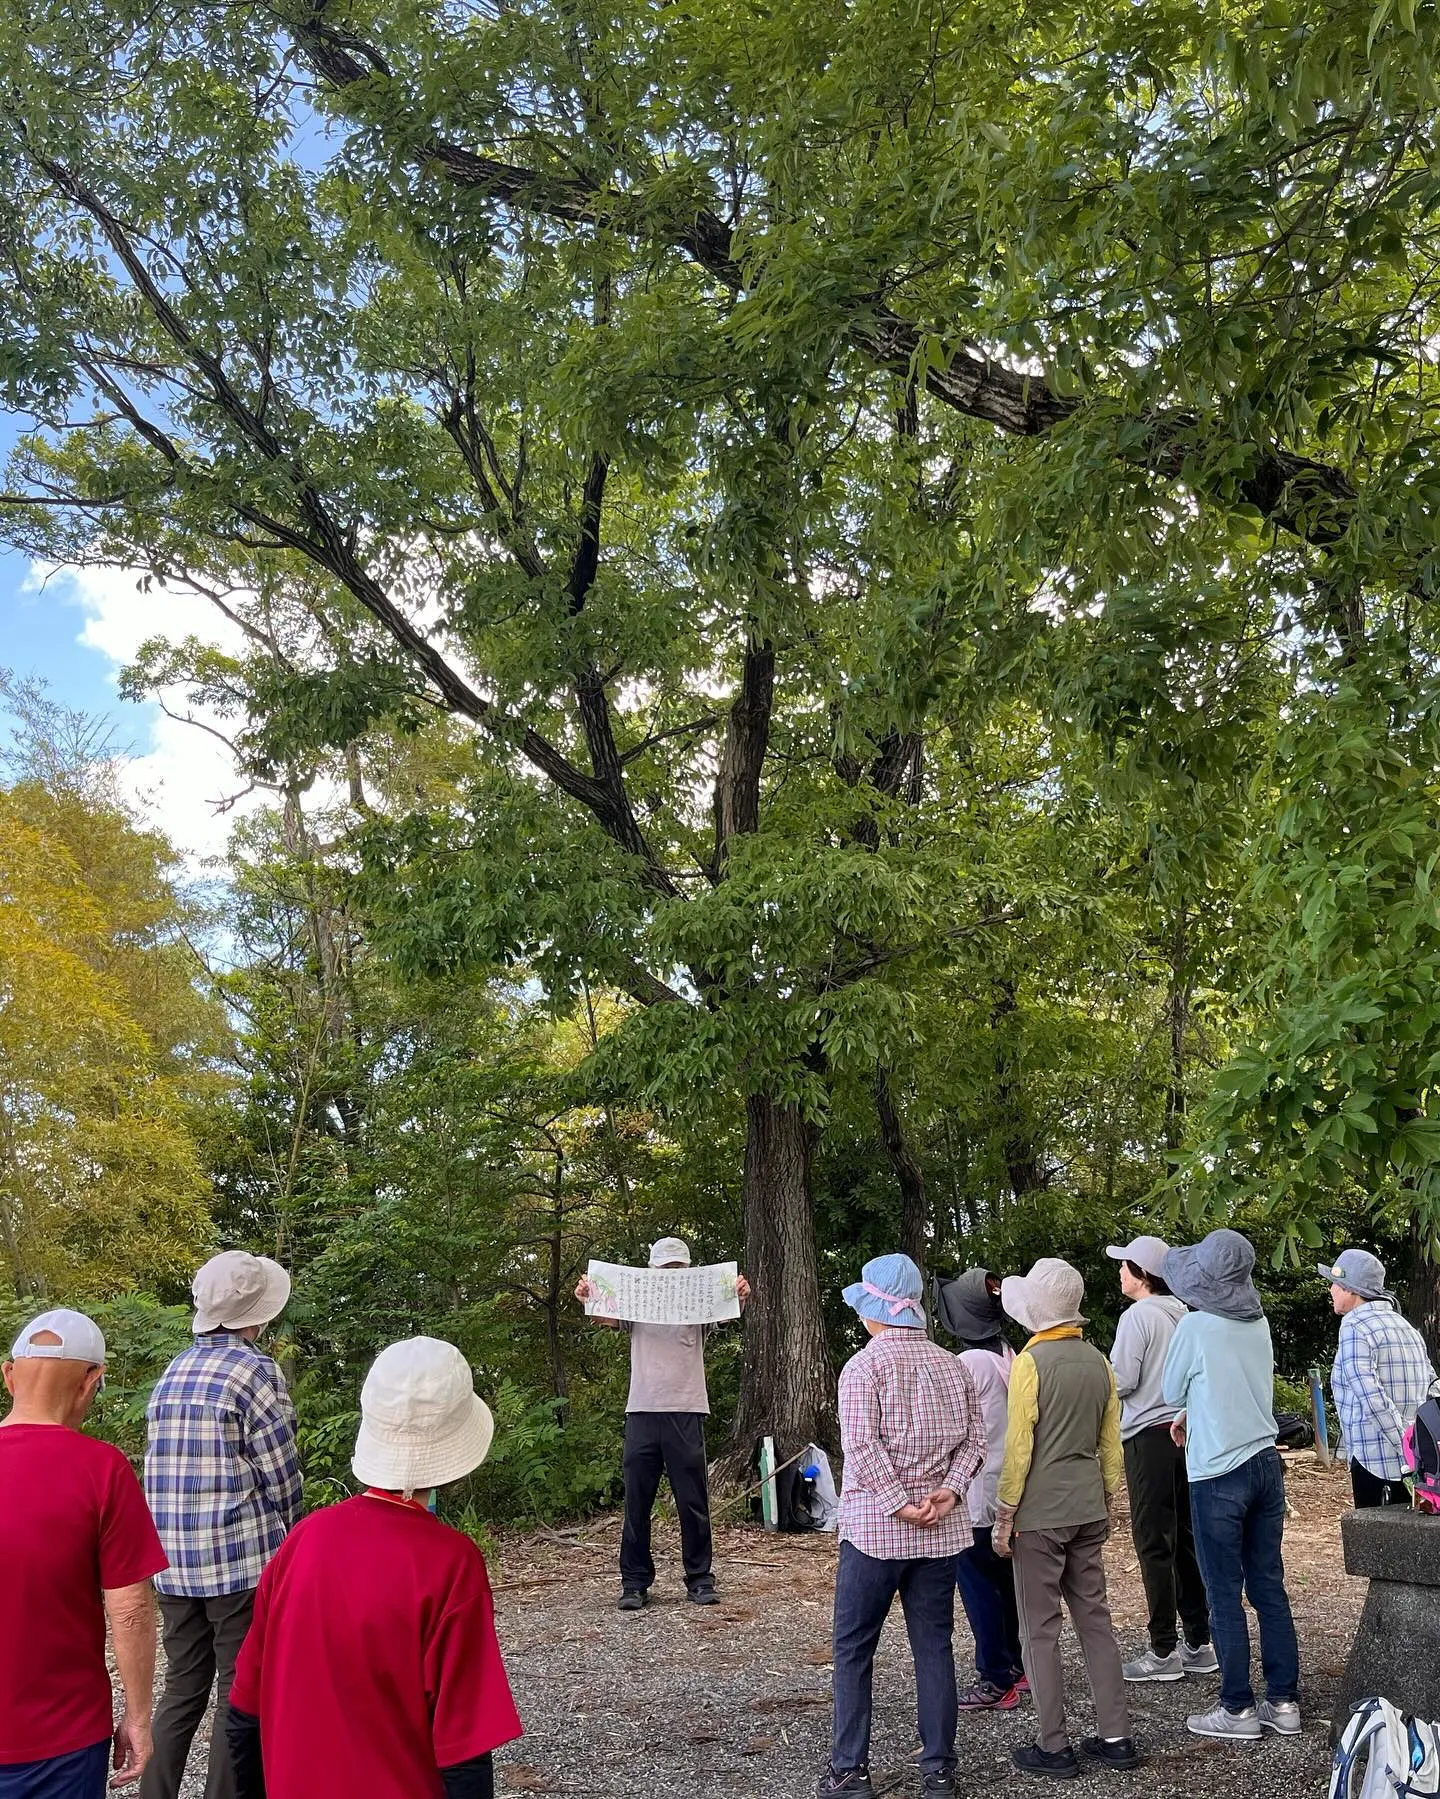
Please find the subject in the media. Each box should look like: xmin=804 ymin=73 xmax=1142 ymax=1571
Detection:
xmin=1405 ymin=1217 xmax=1440 ymax=1359
xmin=875 ymin=1067 xmax=927 ymax=1274
xmin=730 ymin=1095 xmax=837 ymax=1460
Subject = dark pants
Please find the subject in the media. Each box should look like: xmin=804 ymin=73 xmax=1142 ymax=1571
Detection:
xmin=955 ymin=1524 xmax=1024 ymax=1686
xmin=1013 ymin=1518 xmax=1131 ymax=1753
xmin=1351 ymin=1459 xmax=1409 ymax=1508
xmin=1124 ymin=1424 xmax=1211 ymax=1656
xmin=0 ymin=1742 xmax=108 ymax=1799
xmin=139 ymin=1588 xmax=256 ymax=1799
xmin=831 ymin=1542 xmax=960 ymax=1777
xmin=620 ymin=1411 xmax=713 ymax=1592
xmin=1188 ymin=1448 xmax=1299 ymax=1714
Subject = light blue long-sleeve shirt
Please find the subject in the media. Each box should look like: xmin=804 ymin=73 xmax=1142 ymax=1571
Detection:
xmin=1161 ymin=1311 xmax=1277 ymax=1481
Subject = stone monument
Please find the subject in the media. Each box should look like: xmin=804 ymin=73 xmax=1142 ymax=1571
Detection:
xmin=1337 ymin=1507 xmax=1440 ymax=1732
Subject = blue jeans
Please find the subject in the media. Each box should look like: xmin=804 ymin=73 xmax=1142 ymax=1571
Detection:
xmin=831 ymin=1541 xmax=960 ymax=1776
xmin=0 ymin=1741 xmax=109 ymax=1799
xmin=956 ymin=1525 xmax=1024 ymax=1687
xmin=1188 ymin=1447 xmax=1299 ymax=1713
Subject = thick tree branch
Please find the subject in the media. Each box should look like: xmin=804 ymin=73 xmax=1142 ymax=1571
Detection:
xmin=710 ymin=638 xmax=775 ymax=877
xmin=288 ymin=5 xmax=1358 ymax=548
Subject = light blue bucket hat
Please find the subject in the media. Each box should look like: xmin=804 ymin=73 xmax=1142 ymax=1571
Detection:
xmin=843 ymin=1253 xmax=927 ymax=1329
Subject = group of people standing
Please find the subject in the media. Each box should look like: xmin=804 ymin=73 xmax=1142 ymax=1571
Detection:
xmin=819 ymin=1228 xmax=1437 ymax=1795
xmin=1 ymin=1226 xmax=1433 ymax=1799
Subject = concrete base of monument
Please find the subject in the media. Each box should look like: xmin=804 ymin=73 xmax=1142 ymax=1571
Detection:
xmin=1336 ymin=1506 xmax=1440 ymax=1737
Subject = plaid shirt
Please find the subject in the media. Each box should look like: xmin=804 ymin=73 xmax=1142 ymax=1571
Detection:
xmin=146 ymin=1332 xmax=303 ymax=1597
xmin=1333 ymin=1301 xmax=1437 ymax=1481
xmin=837 ymin=1330 xmax=986 ymax=1559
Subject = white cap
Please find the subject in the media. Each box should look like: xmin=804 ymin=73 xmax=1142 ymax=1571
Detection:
xmin=9 ymin=1308 xmax=107 ymax=1365
xmin=193 ymin=1251 xmax=291 ymax=1334
xmin=649 ymin=1237 xmax=691 ymax=1268
xmin=1106 ymin=1235 xmax=1171 ymax=1281
xmin=351 ymin=1338 xmax=495 ymax=1493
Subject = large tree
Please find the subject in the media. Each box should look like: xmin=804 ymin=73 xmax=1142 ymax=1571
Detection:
xmin=5 ymin=0 xmax=1440 ymax=1436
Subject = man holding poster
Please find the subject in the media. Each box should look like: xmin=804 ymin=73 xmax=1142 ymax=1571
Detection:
xmin=575 ymin=1237 xmax=750 ymax=1611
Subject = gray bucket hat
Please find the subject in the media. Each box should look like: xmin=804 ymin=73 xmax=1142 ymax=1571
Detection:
xmin=931 ymin=1268 xmax=1005 ymax=1346
xmin=1318 ymin=1248 xmax=1392 ymax=1303
xmin=1162 ymin=1229 xmax=1264 ymax=1322
xmin=1001 ymin=1258 xmax=1086 ymax=1334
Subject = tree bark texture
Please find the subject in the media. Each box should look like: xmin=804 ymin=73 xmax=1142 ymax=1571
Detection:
xmin=875 ymin=1067 xmax=928 ymax=1275
xmin=730 ymin=1095 xmax=838 ymax=1459
xmin=1405 ymin=1218 xmax=1440 ymax=1361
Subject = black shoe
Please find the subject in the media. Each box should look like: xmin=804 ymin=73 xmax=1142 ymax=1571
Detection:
xmin=816 ymin=1771 xmax=874 ymax=1798
xmin=687 ymin=1584 xmax=720 ymax=1605
xmin=1080 ymin=1736 xmax=1142 ymax=1769
xmin=921 ymin=1773 xmax=957 ymax=1798
xmin=1012 ymin=1743 xmax=1081 ymax=1780
xmin=617 ymin=1588 xmax=648 ymax=1611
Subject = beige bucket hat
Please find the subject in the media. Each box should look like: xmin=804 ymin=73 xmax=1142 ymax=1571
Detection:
xmin=192 ymin=1250 xmax=292 ymax=1334
xmin=351 ymin=1338 xmax=495 ymax=1493
xmin=1001 ymin=1258 xmax=1087 ymax=1334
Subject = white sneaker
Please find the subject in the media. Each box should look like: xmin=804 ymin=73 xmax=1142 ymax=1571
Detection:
xmin=1187 ymin=1704 xmax=1262 ymax=1741
xmin=1258 ymin=1700 xmax=1302 ymax=1736
xmin=1123 ymin=1647 xmax=1185 ymax=1682
xmin=1181 ymin=1641 xmax=1220 ymax=1675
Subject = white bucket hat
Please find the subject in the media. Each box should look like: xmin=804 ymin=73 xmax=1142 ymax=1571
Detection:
xmin=1001 ymin=1258 xmax=1087 ymax=1334
xmin=649 ymin=1237 xmax=692 ymax=1268
xmin=192 ymin=1251 xmax=291 ymax=1334
xmin=9 ymin=1308 xmax=107 ymax=1365
xmin=351 ymin=1338 xmax=495 ymax=1493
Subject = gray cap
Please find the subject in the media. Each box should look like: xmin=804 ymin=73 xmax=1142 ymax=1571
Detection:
xmin=1318 ymin=1248 xmax=1391 ymax=1302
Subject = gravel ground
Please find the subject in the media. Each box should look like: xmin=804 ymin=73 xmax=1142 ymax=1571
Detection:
xmin=165 ymin=1452 xmax=1359 ymax=1798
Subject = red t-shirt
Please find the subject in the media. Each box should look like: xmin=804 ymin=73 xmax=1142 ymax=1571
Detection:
xmin=230 ymin=1495 xmax=522 ymax=1799
xmin=0 ymin=1422 xmax=168 ymax=1765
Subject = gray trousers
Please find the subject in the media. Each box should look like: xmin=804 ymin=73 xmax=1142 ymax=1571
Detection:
xmin=1012 ymin=1518 xmax=1131 ymax=1752
xmin=139 ymin=1588 xmax=255 ymax=1799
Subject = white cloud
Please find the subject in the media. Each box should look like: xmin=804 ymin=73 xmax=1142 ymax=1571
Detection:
xmin=26 ymin=562 xmax=257 ymax=866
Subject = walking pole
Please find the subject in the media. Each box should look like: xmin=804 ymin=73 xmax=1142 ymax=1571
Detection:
xmin=1308 ymin=1368 xmax=1333 ymax=1467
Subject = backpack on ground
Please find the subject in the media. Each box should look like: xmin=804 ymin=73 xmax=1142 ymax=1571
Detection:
xmin=1330 ymin=1698 xmax=1440 ymax=1799
xmin=1402 ymin=1396 xmax=1440 ymax=1512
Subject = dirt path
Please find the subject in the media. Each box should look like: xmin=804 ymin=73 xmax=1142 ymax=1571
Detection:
xmin=488 ymin=1453 xmax=1357 ymax=1798
xmin=169 ymin=1453 xmax=1359 ymax=1797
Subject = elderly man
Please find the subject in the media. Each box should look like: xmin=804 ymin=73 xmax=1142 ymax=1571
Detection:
xmin=141 ymin=1253 xmax=301 ymax=1799
xmin=820 ymin=1253 xmax=985 ymax=1799
xmin=1 ymin=1308 xmax=167 ymax=1799
xmin=575 ymin=1236 xmax=749 ymax=1610
xmin=1322 ymin=1248 xmax=1437 ymax=1508
xmin=227 ymin=1337 xmax=521 ymax=1799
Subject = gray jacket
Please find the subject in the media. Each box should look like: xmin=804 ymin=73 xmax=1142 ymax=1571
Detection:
xmin=1111 ymin=1295 xmax=1188 ymax=1439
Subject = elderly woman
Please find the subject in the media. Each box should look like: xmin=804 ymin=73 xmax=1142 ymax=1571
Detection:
xmin=818 ymin=1254 xmax=986 ymax=1799
xmin=994 ymin=1258 xmax=1138 ymax=1779
xmin=226 ymin=1338 xmax=520 ymax=1799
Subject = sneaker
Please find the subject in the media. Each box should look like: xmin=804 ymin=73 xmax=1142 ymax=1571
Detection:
xmin=1012 ymin=1743 xmax=1081 ymax=1780
xmin=817 ymin=1770 xmax=874 ymax=1798
xmin=1080 ymin=1737 xmax=1142 ymax=1769
xmin=921 ymin=1775 xmax=957 ymax=1798
xmin=687 ymin=1585 xmax=720 ymax=1606
xmin=959 ymin=1678 xmax=1021 ymax=1710
xmin=1187 ymin=1704 xmax=1262 ymax=1741
xmin=1122 ymin=1647 xmax=1184 ymax=1683
xmin=1182 ymin=1641 xmax=1220 ymax=1675
xmin=1012 ymin=1672 xmax=1031 ymax=1695
xmin=1257 ymin=1700 xmax=1302 ymax=1736
xmin=617 ymin=1588 xmax=648 ymax=1611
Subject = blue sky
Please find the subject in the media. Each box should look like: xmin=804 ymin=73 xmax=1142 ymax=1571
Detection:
xmin=1 ymin=411 xmax=247 ymax=860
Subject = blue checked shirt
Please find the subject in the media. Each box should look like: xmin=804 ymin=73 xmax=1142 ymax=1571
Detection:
xmin=145 ymin=1332 xmax=303 ymax=1597
xmin=1332 ymin=1301 xmax=1437 ymax=1481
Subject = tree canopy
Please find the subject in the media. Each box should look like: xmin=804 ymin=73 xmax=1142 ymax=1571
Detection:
xmin=3 ymin=0 xmax=1440 ymax=1446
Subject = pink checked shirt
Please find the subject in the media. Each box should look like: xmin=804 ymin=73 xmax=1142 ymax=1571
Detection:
xmin=837 ymin=1330 xmax=986 ymax=1559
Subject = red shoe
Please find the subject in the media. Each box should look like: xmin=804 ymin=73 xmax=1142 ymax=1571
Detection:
xmin=1012 ymin=1674 xmax=1031 ymax=1695
xmin=959 ymin=1679 xmax=1021 ymax=1710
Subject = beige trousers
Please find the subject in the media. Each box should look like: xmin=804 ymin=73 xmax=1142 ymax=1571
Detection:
xmin=1012 ymin=1518 xmax=1131 ymax=1752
